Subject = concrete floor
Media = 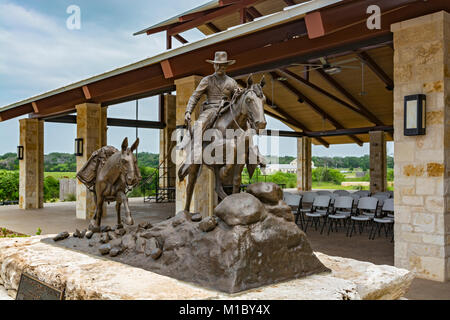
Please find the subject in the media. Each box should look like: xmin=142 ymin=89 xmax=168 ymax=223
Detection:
xmin=0 ymin=198 xmax=174 ymax=236
xmin=0 ymin=199 xmax=449 ymax=300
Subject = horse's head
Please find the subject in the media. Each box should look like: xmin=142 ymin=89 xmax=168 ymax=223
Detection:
xmin=243 ymin=75 xmax=267 ymax=131
xmin=120 ymin=137 xmax=141 ymax=186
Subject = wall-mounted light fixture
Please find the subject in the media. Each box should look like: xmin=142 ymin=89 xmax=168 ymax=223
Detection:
xmin=17 ymin=146 xmax=24 ymax=160
xmin=404 ymin=94 xmax=426 ymax=136
xmin=74 ymin=138 xmax=84 ymax=156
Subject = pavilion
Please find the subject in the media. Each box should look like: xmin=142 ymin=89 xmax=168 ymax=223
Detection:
xmin=0 ymin=0 xmax=448 ymax=282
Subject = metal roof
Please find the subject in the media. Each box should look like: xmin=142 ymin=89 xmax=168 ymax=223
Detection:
xmin=0 ymin=0 xmax=341 ymax=114
xmin=133 ymin=0 xmax=221 ymax=36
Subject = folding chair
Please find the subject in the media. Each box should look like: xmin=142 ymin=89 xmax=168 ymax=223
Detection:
xmin=284 ymin=193 xmax=303 ymax=229
xmin=326 ymin=196 xmax=353 ymax=235
xmin=369 ymin=199 xmax=394 ymax=241
xmin=347 ymin=197 xmax=378 ymax=237
xmin=304 ymin=195 xmax=331 ymax=233
xmin=333 ymin=190 xmax=350 ymax=197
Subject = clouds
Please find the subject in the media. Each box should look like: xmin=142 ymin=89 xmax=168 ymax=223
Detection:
xmin=0 ymin=2 xmax=170 ymax=104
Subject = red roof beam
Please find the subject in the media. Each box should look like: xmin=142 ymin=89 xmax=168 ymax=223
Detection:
xmin=168 ymin=0 xmax=260 ymax=36
xmin=304 ymin=0 xmax=419 ymax=39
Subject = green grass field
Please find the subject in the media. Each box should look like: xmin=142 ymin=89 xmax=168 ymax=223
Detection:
xmin=44 ymin=172 xmax=76 ymax=179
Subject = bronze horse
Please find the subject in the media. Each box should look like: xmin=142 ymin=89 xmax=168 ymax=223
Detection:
xmin=179 ymin=75 xmax=267 ymax=214
xmin=89 ymin=138 xmax=141 ymax=230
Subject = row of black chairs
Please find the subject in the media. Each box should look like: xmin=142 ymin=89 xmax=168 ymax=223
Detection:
xmin=283 ymin=192 xmax=394 ymax=242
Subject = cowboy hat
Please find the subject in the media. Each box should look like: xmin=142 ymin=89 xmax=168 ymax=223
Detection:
xmin=206 ymin=51 xmax=236 ymax=65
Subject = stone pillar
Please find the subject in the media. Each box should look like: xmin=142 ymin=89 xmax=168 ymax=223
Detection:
xmin=159 ymin=94 xmax=177 ymax=190
xmin=76 ymin=103 xmax=108 ymax=220
xmin=297 ymin=137 xmax=312 ymax=191
xmin=174 ymin=76 xmax=215 ymax=217
xmin=369 ymin=131 xmax=387 ymax=194
xmin=392 ymin=11 xmax=450 ymax=281
xmin=19 ymin=119 xmax=44 ymax=209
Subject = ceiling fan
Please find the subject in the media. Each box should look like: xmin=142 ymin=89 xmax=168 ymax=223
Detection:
xmin=291 ymin=57 xmax=360 ymax=75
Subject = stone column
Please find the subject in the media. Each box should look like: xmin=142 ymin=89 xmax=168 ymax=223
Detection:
xmin=19 ymin=119 xmax=44 ymax=209
xmin=392 ymin=11 xmax=449 ymax=281
xmin=174 ymin=76 xmax=215 ymax=217
xmin=297 ymin=137 xmax=312 ymax=191
xmin=76 ymin=103 xmax=108 ymax=220
xmin=369 ymin=131 xmax=387 ymax=194
xmin=159 ymin=94 xmax=177 ymax=190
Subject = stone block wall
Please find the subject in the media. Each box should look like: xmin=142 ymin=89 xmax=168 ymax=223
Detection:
xmin=19 ymin=119 xmax=44 ymax=209
xmin=369 ymin=131 xmax=387 ymax=194
xmin=76 ymin=103 xmax=108 ymax=220
xmin=297 ymin=137 xmax=312 ymax=191
xmin=59 ymin=179 xmax=77 ymax=202
xmin=392 ymin=11 xmax=449 ymax=281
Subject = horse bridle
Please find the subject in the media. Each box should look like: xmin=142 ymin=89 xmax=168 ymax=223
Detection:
xmin=229 ymin=88 xmax=261 ymax=132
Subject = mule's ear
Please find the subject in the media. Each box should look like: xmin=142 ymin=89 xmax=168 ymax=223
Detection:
xmin=131 ymin=138 xmax=140 ymax=152
xmin=260 ymin=76 xmax=266 ymax=88
xmin=247 ymin=74 xmax=253 ymax=88
xmin=121 ymin=137 xmax=129 ymax=152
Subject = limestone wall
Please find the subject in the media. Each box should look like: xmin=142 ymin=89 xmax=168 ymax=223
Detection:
xmin=392 ymin=11 xmax=449 ymax=281
xmin=59 ymin=179 xmax=77 ymax=202
xmin=19 ymin=119 xmax=44 ymax=209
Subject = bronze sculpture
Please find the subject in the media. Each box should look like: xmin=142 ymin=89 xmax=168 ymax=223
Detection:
xmin=178 ymin=51 xmax=267 ymax=215
xmin=77 ymin=137 xmax=141 ymax=230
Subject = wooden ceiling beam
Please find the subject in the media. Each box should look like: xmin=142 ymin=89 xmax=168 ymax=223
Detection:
xmin=205 ymin=22 xmax=221 ymax=33
xmin=316 ymin=69 xmax=385 ymax=126
xmin=283 ymin=0 xmax=296 ymax=6
xmin=270 ymin=71 xmax=364 ymax=146
xmin=247 ymin=7 xmax=262 ymax=18
xmin=237 ymin=78 xmax=329 ymax=147
xmin=173 ymin=34 xmax=188 ymax=44
xmin=31 ymin=102 xmax=39 ymax=113
xmin=356 ymin=51 xmax=394 ymax=90
xmin=168 ymin=0 xmax=260 ymax=35
xmin=278 ymin=69 xmax=373 ymax=122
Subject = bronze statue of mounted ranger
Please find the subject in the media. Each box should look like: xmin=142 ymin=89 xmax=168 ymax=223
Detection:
xmin=178 ymin=51 xmax=268 ymax=219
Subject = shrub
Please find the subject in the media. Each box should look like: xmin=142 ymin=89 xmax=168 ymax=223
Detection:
xmin=43 ymin=176 xmax=59 ymax=202
xmin=387 ymin=168 xmax=394 ymax=181
xmin=312 ymin=167 xmax=345 ymax=185
xmin=0 ymin=170 xmax=19 ymax=202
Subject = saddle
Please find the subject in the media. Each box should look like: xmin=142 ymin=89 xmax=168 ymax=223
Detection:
xmin=76 ymin=146 xmax=118 ymax=191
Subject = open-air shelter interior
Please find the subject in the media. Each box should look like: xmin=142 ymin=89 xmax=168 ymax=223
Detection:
xmin=0 ymin=0 xmax=449 ymax=283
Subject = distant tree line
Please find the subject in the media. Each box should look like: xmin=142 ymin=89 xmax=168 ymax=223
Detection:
xmin=312 ymin=155 xmax=394 ymax=171
xmin=0 ymin=153 xmax=394 ymax=172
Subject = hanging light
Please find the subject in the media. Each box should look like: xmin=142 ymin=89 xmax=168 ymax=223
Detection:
xmin=404 ymin=94 xmax=426 ymax=136
xmin=17 ymin=146 xmax=24 ymax=160
xmin=74 ymin=138 xmax=84 ymax=156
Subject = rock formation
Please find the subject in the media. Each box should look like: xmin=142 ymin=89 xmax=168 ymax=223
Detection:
xmin=46 ymin=182 xmax=330 ymax=293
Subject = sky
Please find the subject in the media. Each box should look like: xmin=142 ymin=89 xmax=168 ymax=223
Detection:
xmin=0 ymin=0 xmax=393 ymax=158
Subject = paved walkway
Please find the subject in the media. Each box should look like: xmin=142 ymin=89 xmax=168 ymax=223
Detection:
xmin=0 ymin=199 xmax=449 ymax=300
xmin=0 ymin=198 xmax=175 ymax=236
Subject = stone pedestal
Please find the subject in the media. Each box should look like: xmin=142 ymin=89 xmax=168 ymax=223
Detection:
xmin=297 ymin=137 xmax=312 ymax=191
xmin=0 ymin=236 xmax=414 ymax=300
xmin=18 ymin=119 xmax=44 ymax=209
xmin=369 ymin=131 xmax=387 ymax=194
xmin=159 ymin=94 xmax=176 ymax=190
xmin=76 ymin=103 xmax=108 ymax=220
xmin=392 ymin=11 xmax=450 ymax=281
xmin=174 ymin=76 xmax=215 ymax=217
